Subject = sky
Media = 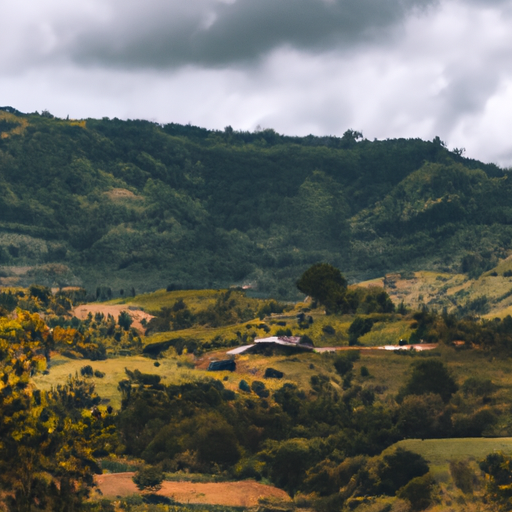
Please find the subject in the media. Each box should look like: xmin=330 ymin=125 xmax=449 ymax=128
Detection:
xmin=2 ymin=0 xmax=512 ymax=166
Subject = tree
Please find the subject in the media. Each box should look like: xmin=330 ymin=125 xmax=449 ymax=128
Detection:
xmin=296 ymin=263 xmax=347 ymax=313
xmin=348 ymin=316 xmax=373 ymax=345
xmin=133 ymin=466 xmax=164 ymax=493
xmin=118 ymin=311 xmax=133 ymax=331
xmin=375 ymin=448 xmax=429 ymax=495
xmin=400 ymin=360 xmax=458 ymax=403
xmin=397 ymin=473 xmax=434 ymax=511
xmin=0 ymin=310 xmax=101 ymax=511
xmin=333 ymin=351 xmax=360 ymax=376
xmin=480 ymin=452 xmax=512 ymax=506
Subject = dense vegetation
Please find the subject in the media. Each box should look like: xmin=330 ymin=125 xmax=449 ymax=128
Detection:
xmin=4 ymin=270 xmax=512 ymax=511
xmin=0 ymin=107 xmax=510 ymax=297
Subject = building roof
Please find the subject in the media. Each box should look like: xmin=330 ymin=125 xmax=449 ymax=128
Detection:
xmin=226 ymin=335 xmax=314 ymax=355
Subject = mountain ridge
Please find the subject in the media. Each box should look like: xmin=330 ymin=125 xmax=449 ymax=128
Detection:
xmin=0 ymin=106 xmax=510 ymax=298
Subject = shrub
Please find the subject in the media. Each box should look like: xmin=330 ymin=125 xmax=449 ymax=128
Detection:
xmin=348 ymin=316 xmax=374 ymax=345
xmin=397 ymin=473 xmax=434 ymax=511
xmin=400 ymin=359 xmax=457 ymax=403
xmin=449 ymin=460 xmax=474 ymax=494
xmin=221 ymin=389 xmax=236 ymax=401
xmin=94 ymin=370 xmax=105 ymax=378
xmin=375 ymin=448 xmax=429 ymax=495
xmin=322 ymin=325 xmax=335 ymax=335
xmin=239 ymin=380 xmax=250 ymax=392
xmin=360 ymin=366 xmax=370 ymax=377
xmin=251 ymin=380 xmax=269 ymax=398
xmin=80 ymin=365 xmax=93 ymax=377
xmin=265 ymin=368 xmax=284 ymax=379
xmin=461 ymin=377 xmax=496 ymax=397
xmin=333 ymin=351 xmax=360 ymax=376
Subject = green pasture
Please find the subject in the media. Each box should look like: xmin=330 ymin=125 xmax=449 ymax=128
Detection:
xmin=32 ymin=354 xmax=211 ymax=409
xmin=386 ymin=437 xmax=512 ymax=466
xmin=108 ymin=288 xmax=222 ymax=314
xmin=359 ymin=319 xmax=412 ymax=346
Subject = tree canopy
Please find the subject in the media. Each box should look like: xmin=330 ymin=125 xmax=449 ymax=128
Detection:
xmin=296 ymin=263 xmax=347 ymax=312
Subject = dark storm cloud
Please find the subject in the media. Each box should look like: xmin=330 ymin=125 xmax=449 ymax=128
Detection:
xmin=70 ymin=0 xmax=438 ymax=69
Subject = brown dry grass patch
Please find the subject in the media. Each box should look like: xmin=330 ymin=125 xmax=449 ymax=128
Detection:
xmin=73 ymin=304 xmax=154 ymax=333
xmin=94 ymin=473 xmax=291 ymax=507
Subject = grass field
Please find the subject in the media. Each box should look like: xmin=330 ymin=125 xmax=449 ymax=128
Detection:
xmin=33 ymin=341 xmax=512 ymax=417
xmin=32 ymin=349 xmax=349 ymax=409
xmin=385 ymin=437 xmax=512 ymax=466
xmin=358 ymin=267 xmax=512 ymax=318
xmin=109 ymin=288 xmax=222 ymax=314
xmin=32 ymin=354 xmax=209 ymax=409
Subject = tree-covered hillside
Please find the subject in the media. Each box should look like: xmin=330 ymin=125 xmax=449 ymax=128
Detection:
xmin=0 ymin=106 xmax=509 ymax=296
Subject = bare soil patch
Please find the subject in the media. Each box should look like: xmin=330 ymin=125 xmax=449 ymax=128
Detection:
xmin=95 ymin=473 xmax=291 ymax=507
xmin=73 ymin=304 xmax=154 ymax=333
xmin=106 ymin=188 xmax=143 ymax=200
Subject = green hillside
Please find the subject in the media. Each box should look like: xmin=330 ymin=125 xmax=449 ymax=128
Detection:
xmin=5 ymin=275 xmax=512 ymax=511
xmin=0 ymin=107 xmax=510 ymax=300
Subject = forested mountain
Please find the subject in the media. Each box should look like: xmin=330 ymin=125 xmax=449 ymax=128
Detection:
xmin=0 ymin=106 xmax=509 ymax=296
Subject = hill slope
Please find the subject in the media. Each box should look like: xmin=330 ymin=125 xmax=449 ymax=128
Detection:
xmin=0 ymin=107 xmax=509 ymax=298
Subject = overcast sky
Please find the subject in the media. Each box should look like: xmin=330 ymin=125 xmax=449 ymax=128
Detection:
xmin=2 ymin=0 xmax=512 ymax=166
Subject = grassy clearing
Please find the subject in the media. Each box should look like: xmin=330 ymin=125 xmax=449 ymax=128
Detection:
xmin=385 ymin=437 xmax=512 ymax=466
xmin=32 ymin=349 xmax=345 ymax=409
xmin=108 ymin=288 xmax=222 ymax=314
xmin=358 ymin=268 xmax=512 ymax=318
xmin=359 ymin=320 xmax=413 ymax=346
xmin=33 ymin=354 xmax=212 ymax=409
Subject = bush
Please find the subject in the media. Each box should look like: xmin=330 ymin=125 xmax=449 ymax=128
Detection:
xmin=449 ymin=460 xmax=474 ymax=494
xmin=461 ymin=377 xmax=496 ymax=397
xmin=239 ymin=380 xmax=250 ymax=392
xmin=221 ymin=389 xmax=236 ymax=401
xmin=265 ymin=368 xmax=284 ymax=379
xmin=348 ymin=316 xmax=373 ymax=345
xmin=80 ymin=365 xmax=93 ymax=377
xmin=322 ymin=325 xmax=335 ymax=335
xmin=94 ymin=370 xmax=105 ymax=378
xmin=251 ymin=380 xmax=269 ymax=398
xmin=333 ymin=351 xmax=360 ymax=376
xmin=397 ymin=473 xmax=434 ymax=511
xmin=400 ymin=359 xmax=457 ymax=403
xmin=375 ymin=448 xmax=429 ymax=495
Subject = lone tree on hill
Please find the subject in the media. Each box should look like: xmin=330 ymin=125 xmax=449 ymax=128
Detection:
xmin=133 ymin=466 xmax=164 ymax=493
xmin=296 ymin=263 xmax=347 ymax=313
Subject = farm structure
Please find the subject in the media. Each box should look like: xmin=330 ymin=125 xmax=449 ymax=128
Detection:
xmin=227 ymin=335 xmax=314 ymax=355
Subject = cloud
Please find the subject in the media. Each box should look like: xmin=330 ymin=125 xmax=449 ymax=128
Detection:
xmin=1 ymin=0 xmax=438 ymax=71
xmin=1 ymin=0 xmax=512 ymax=166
